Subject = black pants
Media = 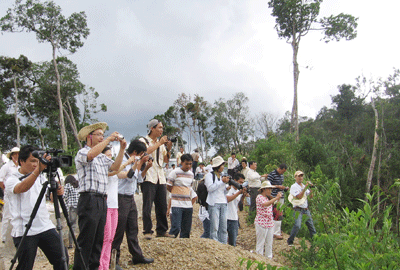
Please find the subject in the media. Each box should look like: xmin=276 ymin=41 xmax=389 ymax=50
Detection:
xmin=73 ymin=193 xmax=107 ymax=270
xmin=13 ymin=228 xmax=68 ymax=270
xmin=141 ymin=181 xmax=168 ymax=235
xmin=112 ymin=194 xmax=144 ymax=264
xmin=249 ymin=187 xmax=259 ymax=213
xmin=192 ymin=161 xmax=198 ymax=175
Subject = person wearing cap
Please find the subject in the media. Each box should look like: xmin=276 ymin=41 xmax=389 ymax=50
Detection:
xmin=255 ymin=181 xmax=282 ymax=258
xmin=267 ymin=163 xmax=289 ymax=240
xmin=205 ymin=156 xmax=230 ymax=244
xmin=287 ymin=171 xmax=316 ymax=246
xmin=73 ymin=122 xmax=127 ymax=270
xmin=139 ymin=119 xmax=174 ymax=239
xmin=0 ymin=146 xmax=19 ymax=243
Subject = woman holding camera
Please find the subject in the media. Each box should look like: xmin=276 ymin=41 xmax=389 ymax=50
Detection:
xmin=255 ymin=181 xmax=282 ymax=258
xmin=205 ymin=156 xmax=230 ymax=244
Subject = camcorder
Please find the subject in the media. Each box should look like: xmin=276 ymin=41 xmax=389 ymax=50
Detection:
xmin=221 ymin=172 xmax=248 ymax=191
xmin=32 ymin=149 xmax=73 ymax=173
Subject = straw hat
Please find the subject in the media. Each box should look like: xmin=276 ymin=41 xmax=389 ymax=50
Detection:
xmin=78 ymin=122 xmax=108 ymax=141
xmin=258 ymin=181 xmax=276 ymax=190
xmin=211 ymin=156 xmax=225 ymax=168
xmin=6 ymin=147 xmax=20 ymax=159
xmin=288 ymin=193 xmax=307 ymax=206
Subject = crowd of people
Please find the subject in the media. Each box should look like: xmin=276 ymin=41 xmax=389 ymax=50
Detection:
xmin=0 ymin=120 xmax=317 ymax=269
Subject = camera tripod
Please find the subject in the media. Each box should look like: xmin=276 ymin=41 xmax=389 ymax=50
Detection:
xmin=9 ymin=166 xmax=87 ymax=270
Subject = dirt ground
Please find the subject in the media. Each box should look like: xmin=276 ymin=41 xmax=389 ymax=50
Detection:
xmin=0 ymin=193 xmax=299 ymax=270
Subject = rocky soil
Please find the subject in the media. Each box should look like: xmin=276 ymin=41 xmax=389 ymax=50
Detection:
xmin=0 ymin=194 xmax=299 ymax=269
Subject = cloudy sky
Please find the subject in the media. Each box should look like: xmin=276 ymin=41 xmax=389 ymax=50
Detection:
xmin=1 ymin=0 xmax=399 ymax=141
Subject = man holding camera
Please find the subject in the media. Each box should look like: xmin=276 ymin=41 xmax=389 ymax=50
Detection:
xmin=112 ymin=139 xmax=154 ymax=266
xmin=73 ymin=122 xmax=127 ymax=270
xmin=247 ymin=161 xmax=268 ymax=213
xmin=139 ymin=119 xmax=174 ymax=239
xmin=287 ymin=171 xmax=316 ymax=246
xmin=5 ymin=145 xmax=66 ymax=270
xmin=226 ymin=173 xmax=247 ymax=246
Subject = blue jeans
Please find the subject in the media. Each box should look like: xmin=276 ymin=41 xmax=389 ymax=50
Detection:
xmin=201 ymin=218 xmax=211 ymax=239
xmin=169 ymin=207 xmax=193 ymax=238
xmin=208 ymin=203 xmax=228 ymax=244
xmin=227 ymin=220 xmax=239 ymax=246
xmin=287 ymin=208 xmax=316 ymax=244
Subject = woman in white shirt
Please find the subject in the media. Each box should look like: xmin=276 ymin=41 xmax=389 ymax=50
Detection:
xmin=204 ymin=156 xmax=230 ymax=244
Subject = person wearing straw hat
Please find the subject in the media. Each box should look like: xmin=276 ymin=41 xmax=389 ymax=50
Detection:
xmin=0 ymin=146 xmax=19 ymax=243
xmin=287 ymin=171 xmax=316 ymax=246
xmin=255 ymin=181 xmax=282 ymax=258
xmin=205 ymin=155 xmax=230 ymax=244
xmin=73 ymin=122 xmax=127 ymax=270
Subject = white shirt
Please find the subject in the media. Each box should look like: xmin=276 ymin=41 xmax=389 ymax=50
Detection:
xmin=247 ymin=169 xmax=262 ymax=188
xmin=241 ymin=167 xmax=250 ymax=180
xmin=204 ymin=172 xmax=227 ymax=206
xmin=290 ymin=182 xmax=311 ymax=209
xmin=107 ymin=175 xmax=119 ymax=208
xmin=139 ymin=136 xmax=168 ymax=184
xmin=176 ymin=152 xmax=183 ymax=165
xmin=227 ymin=188 xmax=242 ymax=221
xmin=204 ymin=165 xmax=213 ymax=173
xmin=228 ymin=157 xmax=239 ymax=170
xmin=6 ymin=171 xmax=55 ymax=237
xmin=198 ymin=206 xmax=209 ymax=222
xmin=0 ymin=160 xmax=18 ymax=202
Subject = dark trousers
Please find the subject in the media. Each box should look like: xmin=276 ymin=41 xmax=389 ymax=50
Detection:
xmin=13 ymin=228 xmax=68 ymax=270
xmin=227 ymin=219 xmax=239 ymax=246
xmin=201 ymin=218 xmax=211 ymax=238
xmin=192 ymin=161 xmax=198 ymax=175
xmin=141 ymin=181 xmax=168 ymax=235
xmin=112 ymin=194 xmax=144 ymax=264
xmin=169 ymin=207 xmax=193 ymax=238
xmin=249 ymin=187 xmax=259 ymax=213
xmin=73 ymin=193 xmax=107 ymax=270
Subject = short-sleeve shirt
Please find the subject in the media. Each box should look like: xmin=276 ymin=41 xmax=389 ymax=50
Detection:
xmin=107 ymin=175 xmax=119 ymax=208
xmin=75 ymin=145 xmax=114 ymax=194
xmin=227 ymin=188 xmax=242 ymax=221
xmin=247 ymin=169 xmax=262 ymax=188
xmin=64 ymin=183 xmax=80 ymax=208
xmin=6 ymin=171 xmax=55 ymax=237
xmin=268 ymin=169 xmax=285 ymax=197
xmin=167 ymin=168 xmax=196 ymax=208
xmin=290 ymin=182 xmax=310 ymax=209
xmin=118 ymin=154 xmax=138 ymax=195
xmin=254 ymin=194 xmax=274 ymax=229
xmin=0 ymin=160 xmax=18 ymax=201
xmin=139 ymin=136 xmax=167 ymax=184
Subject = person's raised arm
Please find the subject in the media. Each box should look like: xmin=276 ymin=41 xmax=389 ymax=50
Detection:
xmin=87 ymin=132 xmax=120 ymax=161
xmin=146 ymin=136 xmax=168 ymax=155
xmin=14 ymin=154 xmax=49 ymax=194
xmin=110 ymin=139 xmax=127 ymax=172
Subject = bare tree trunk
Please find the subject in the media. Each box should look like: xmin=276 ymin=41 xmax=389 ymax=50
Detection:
xmin=23 ymin=105 xmax=45 ymax=149
xmin=63 ymin=105 xmax=82 ymax=149
xmin=52 ymin=45 xmax=68 ymax=150
xmin=13 ymin=76 xmax=20 ymax=147
xmin=290 ymin=35 xmax=300 ymax=142
xmin=366 ymin=98 xmax=379 ymax=198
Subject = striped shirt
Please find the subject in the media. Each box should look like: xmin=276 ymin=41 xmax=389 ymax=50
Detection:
xmin=167 ymin=168 xmax=196 ymax=208
xmin=267 ymin=169 xmax=284 ymax=197
xmin=64 ymin=183 xmax=80 ymax=208
xmin=75 ymin=145 xmax=113 ymax=195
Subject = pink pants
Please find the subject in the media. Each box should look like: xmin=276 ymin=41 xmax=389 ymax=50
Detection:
xmin=99 ymin=208 xmax=118 ymax=270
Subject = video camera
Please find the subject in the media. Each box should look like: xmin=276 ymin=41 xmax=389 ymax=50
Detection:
xmin=32 ymin=149 xmax=73 ymax=173
xmin=221 ymin=172 xmax=248 ymax=191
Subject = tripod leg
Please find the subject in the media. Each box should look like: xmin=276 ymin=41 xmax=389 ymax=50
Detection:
xmin=9 ymin=181 xmax=49 ymax=270
xmin=51 ymin=188 xmax=69 ymax=270
xmin=58 ymin=194 xmax=88 ymax=270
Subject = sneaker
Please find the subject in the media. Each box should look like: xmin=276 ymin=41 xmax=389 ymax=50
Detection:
xmin=287 ymin=240 xmax=294 ymax=247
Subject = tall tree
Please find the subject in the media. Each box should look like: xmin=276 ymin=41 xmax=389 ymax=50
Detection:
xmin=268 ymin=0 xmax=358 ymax=141
xmin=1 ymin=0 xmax=90 ymax=150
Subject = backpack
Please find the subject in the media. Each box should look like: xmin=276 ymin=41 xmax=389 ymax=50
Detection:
xmin=196 ymin=172 xmax=216 ymax=209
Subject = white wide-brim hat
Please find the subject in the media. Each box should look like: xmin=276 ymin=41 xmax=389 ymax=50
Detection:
xmin=6 ymin=147 xmax=20 ymax=159
xmin=288 ymin=193 xmax=307 ymax=206
xmin=78 ymin=122 xmax=108 ymax=141
xmin=258 ymin=180 xmax=276 ymax=191
xmin=211 ymin=156 xmax=225 ymax=168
